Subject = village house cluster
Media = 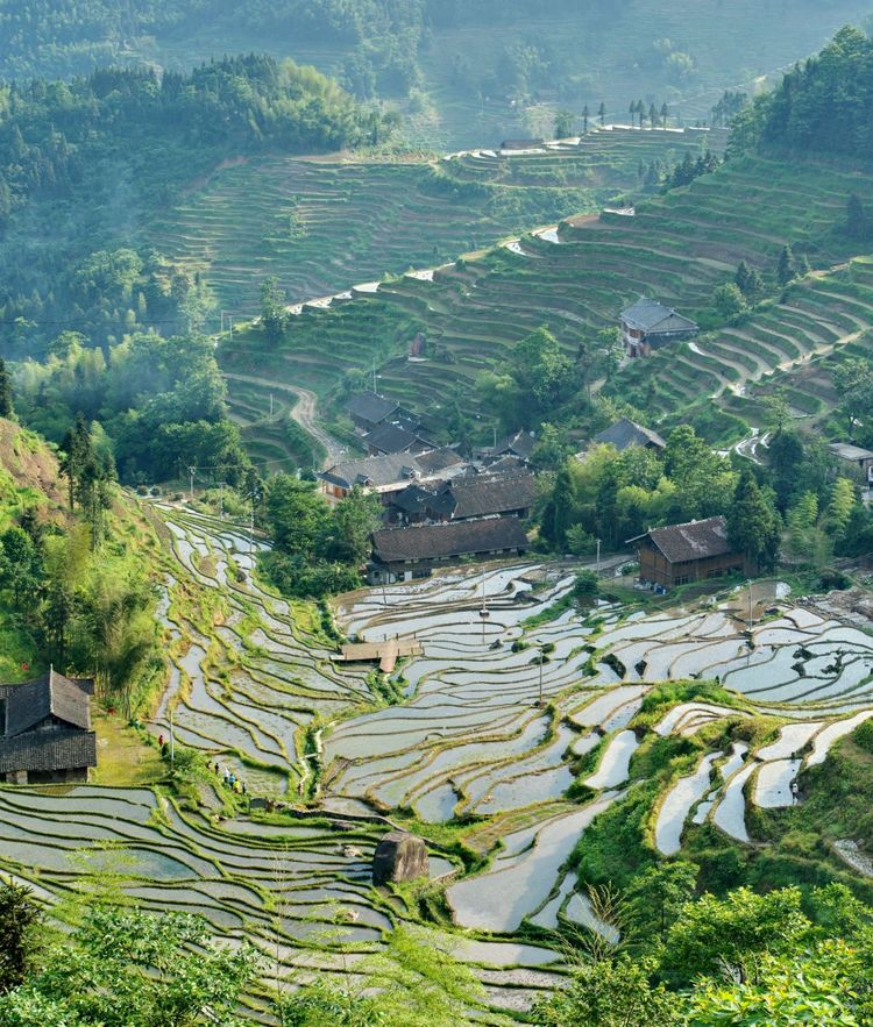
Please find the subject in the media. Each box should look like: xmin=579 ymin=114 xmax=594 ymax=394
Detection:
xmin=323 ymin=391 xmax=539 ymax=582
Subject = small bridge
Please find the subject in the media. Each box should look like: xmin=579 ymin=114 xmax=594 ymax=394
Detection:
xmin=337 ymin=637 xmax=423 ymax=674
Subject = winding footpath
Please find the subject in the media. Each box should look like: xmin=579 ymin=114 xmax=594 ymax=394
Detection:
xmin=223 ymin=371 xmax=346 ymax=468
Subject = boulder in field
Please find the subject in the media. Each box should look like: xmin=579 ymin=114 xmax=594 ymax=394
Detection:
xmin=372 ymin=832 xmax=429 ymax=885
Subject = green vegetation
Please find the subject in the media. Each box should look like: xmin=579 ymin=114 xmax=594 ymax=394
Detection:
xmin=0 ymin=55 xmax=391 ymax=357
xmin=0 ymin=0 xmax=861 ymax=150
xmin=150 ymin=127 xmax=692 ymax=315
xmin=0 ymin=415 xmax=163 ymax=711
xmin=228 ymin=146 xmax=873 ymax=454
xmin=261 ymin=477 xmax=381 ymax=596
xmin=13 ymin=333 xmax=251 ymax=487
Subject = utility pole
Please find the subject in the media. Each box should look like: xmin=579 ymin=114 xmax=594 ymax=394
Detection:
xmin=479 ymin=571 xmax=490 ymax=645
xmin=538 ymin=650 xmax=544 ymax=707
xmin=596 ymin=538 xmax=601 ymax=573
xmin=270 ymin=393 xmax=274 ymax=417
xmin=219 ymin=482 xmax=224 ymax=520
xmin=372 ymin=360 xmax=377 ymax=394
xmin=169 ymin=708 xmax=175 ymax=767
xmin=748 ymin=579 xmax=754 ymax=629
xmin=188 ymin=465 xmax=196 ymax=504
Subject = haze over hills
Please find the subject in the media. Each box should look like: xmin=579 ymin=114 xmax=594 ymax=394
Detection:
xmin=5 ymin=10 xmax=873 ymax=1028
xmin=0 ymin=0 xmax=869 ymax=148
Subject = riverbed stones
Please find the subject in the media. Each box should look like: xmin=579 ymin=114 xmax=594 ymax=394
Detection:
xmin=372 ymin=832 xmax=429 ymax=885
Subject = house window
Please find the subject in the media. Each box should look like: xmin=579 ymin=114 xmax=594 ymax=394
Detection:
xmin=706 ymin=568 xmax=724 ymax=579
xmin=674 ymin=574 xmax=691 ymax=585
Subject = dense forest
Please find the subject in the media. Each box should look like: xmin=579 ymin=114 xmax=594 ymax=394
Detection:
xmin=733 ymin=25 xmax=873 ymax=161
xmin=0 ymin=55 xmax=391 ymax=356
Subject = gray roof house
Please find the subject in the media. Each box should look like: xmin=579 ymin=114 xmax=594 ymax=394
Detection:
xmin=620 ymin=297 xmax=698 ymax=356
xmin=478 ymin=429 xmax=537 ymax=465
xmin=0 ymin=669 xmax=96 ymax=784
xmin=391 ymin=472 xmax=538 ymax=524
xmin=318 ymin=449 xmax=466 ymax=504
xmin=594 ymin=417 xmax=666 ymax=452
xmin=363 ymin=421 xmax=434 ymax=457
xmin=344 ymin=392 xmax=409 ymax=434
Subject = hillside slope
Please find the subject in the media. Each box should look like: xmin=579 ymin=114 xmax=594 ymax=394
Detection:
xmin=222 ymin=153 xmax=873 ymax=448
xmin=0 ymin=0 xmax=867 ymax=150
xmin=148 ymin=127 xmax=705 ymax=314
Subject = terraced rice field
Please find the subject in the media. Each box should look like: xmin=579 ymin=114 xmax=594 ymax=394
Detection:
xmin=149 ymin=128 xmax=697 ymax=317
xmin=223 ymin=155 xmax=873 ymax=440
xmin=3 ymin=505 xmax=873 ymax=1003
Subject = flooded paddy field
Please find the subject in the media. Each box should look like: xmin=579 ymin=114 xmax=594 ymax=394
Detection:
xmin=3 ymin=505 xmax=873 ymax=1008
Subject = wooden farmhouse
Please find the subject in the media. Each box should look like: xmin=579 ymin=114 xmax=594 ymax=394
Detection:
xmin=369 ymin=517 xmax=529 ymax=583
xmin=620 ymin=297 xmax=698 ymax=357
xmin=629 ymin=515 xmax=745 ymax=590
xmin=0 ymin=669 xmax=96 ymax=784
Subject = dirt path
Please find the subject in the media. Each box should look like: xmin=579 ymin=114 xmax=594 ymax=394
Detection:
xmin=223 ymin=372 xmax=347 ymax=469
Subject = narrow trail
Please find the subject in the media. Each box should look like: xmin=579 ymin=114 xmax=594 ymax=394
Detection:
xmin=224 ymin=372 xmax=347 ymax=468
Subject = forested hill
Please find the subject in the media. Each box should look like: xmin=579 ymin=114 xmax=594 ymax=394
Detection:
xmin=0 ymin=0 xmax=864 ymax=150
xmin=0 ymin=54 xmax=386 ymax=229
xmin=733 ymin=26 xmax=873 ymax=162
xmin=0 ymin=0 xmax=620 ymax=80
xmin=0 ymin=55 xmax=391 ymax=356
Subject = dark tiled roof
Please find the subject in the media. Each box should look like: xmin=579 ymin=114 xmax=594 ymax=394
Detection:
xmin=321 ymin=453 xmax=421 ymax=490
xmin=485 ymin=455 xmax=528 ymax=475
xmin=620 ymin=297 xmax=698 ymax=334
xmin=414 ymin=448 xmax=464 ymax=475
xmin=392 ymin=483 xmax=439 ymax=515
xmin=594 ymin=417 xmax=666 ymax=452
xmin=364 ymin=422 xmax=432 ymax=455
xmin=372 ymin=518 xmax=529 ymax=564
xmin=344 ymin=391 xmax=399 ymax=425
xmin=4 ymin=670 xmax=92 ymax=736
xmin=0 ymin=729 xmax=96 ymax=774
xmin=445 ymin=473 xmax=538 ymax=519
xmin=631 ymin=516 xmax=733 ymax=564
xmin=492 ymin=429 xmax=536 ymax=460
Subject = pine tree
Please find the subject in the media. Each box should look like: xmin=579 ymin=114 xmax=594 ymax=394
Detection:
xmin=598 ymin=102 xmax=606 ymax=126
xmin=777 ymin=245 xmax=798 ymax=287
xmin=582 ymin=104 xmax=590 ymax=133
xmin=660 ymin=101 xmax=669 ymax=126
xmin=649 ymin=102 xmax=658 ymax=127
xmin=846 ymin=192 xmax=867 ymax=241
xmin=0 ymin=357 xmax=13 ymax=418
xmin=735 ymin=261 xmax=751 ymax=296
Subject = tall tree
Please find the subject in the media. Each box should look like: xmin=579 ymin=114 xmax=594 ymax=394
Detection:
xmin=777 ymin=244 xmax=798 ymax=287
xmin=727 ymin=468 xmax=781 ymax=573
xmin=846 ymin=192 xmax=867 ymax=241
xmin=582 ymin=104 xmax=590 ymax=133
xmin=0 ymin=881 xmax=42 ymax=994
xmin=259 ymin=276 xmax=288 ymax=344
xmin=660 ymin=101 xmax=669 ymax=126
xmin=0 ymin=357 xmax=13 ymax=418
xmin=598 ymin=101 xmax=606 ymax=126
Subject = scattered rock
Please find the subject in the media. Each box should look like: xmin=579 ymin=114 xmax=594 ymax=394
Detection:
xmin=372 ymin=832 xmax=429 ymax=885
